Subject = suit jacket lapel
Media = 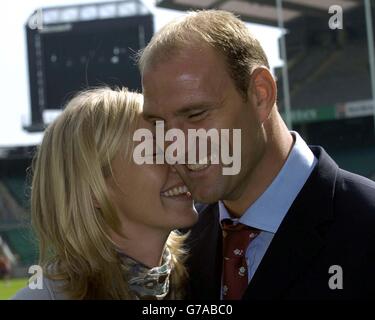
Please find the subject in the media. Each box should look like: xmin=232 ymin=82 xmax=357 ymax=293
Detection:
xmin=186 ymin=203 xmax=222 ymax=299
xmin=243 ymin=147 xmax=338 ymax=299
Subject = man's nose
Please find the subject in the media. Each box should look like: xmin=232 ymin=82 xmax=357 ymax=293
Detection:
xmin=164 ymin=120 xmax=190 ymax=157
xmin=165 ymin=119 xmax=189 ymax=135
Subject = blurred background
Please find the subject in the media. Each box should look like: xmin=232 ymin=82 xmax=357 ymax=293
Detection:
xmin=0 ymin=0 xmax=374 ymax=298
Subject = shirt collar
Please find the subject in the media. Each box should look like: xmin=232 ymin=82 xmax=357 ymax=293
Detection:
xmin=219 ymin=131 xmax=317 ymax=233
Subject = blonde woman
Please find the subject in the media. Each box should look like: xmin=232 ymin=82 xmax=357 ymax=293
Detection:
xmin=13 ymin=87 xmax=198 ymax=300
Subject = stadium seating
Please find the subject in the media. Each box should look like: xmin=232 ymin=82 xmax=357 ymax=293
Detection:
xmin=1 ymin=228 xmax=38 ymax=267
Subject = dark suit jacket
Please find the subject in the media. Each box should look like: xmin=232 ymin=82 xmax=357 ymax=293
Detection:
xmin=186 ymin=146 xmax=375 ymax=300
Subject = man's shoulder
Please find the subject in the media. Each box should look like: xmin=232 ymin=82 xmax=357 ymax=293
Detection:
xmin=334 ymin=168 xmax=375 ymax=226
xmin=339 ymin=168 xmax=375 ymax=194
xmin=309 ymin=146 xmax=375 ymax=224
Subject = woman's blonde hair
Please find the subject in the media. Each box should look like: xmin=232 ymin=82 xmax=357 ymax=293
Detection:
xmin=31 ymin=87 xmax=188 ymax=299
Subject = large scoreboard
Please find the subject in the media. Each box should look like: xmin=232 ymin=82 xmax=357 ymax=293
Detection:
xmin=25 ymin=0 xmax=153 ymax=131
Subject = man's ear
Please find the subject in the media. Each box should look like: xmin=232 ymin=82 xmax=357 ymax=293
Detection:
xmin=247 ymin=67 xmax=277 ymax=124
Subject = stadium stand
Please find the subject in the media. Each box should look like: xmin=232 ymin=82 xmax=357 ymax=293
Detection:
xmin=1 ymin=228 xmax=37 ymax=268
xmin=0 ymin=147 xmax=38 ymax=274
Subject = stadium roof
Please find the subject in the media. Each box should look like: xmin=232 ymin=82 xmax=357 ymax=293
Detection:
xmin=156 ymin=0 xmax=362 ymax=26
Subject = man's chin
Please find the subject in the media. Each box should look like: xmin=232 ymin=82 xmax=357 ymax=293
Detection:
xmin=191 ymin=188 xmax=221 ymax=204
xmin=187 ymin=172 xmax=225 ymax=203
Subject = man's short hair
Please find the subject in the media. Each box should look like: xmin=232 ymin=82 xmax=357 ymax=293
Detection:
xmin=138 ymin=10 xmax=270 ymax=99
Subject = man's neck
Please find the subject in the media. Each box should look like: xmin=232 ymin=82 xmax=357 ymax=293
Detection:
xmin=224 ymin=118 xmax=294 ymax=218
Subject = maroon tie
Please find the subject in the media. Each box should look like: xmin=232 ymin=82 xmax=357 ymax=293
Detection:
xmin=221 ymin=219 xmax=260 ymax=300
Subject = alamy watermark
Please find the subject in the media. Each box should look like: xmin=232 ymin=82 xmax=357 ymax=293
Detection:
xmin=329 ymin=5 xmax=343 ymax=30
xmin=28 ymin=265 xmax=43 ymax=290
xmin=328 ymin=265 xmax=343 ymax=290
xmin=133 ymin=121 xmax=242 ymax=175
xmin=28 ymin=8 xmax=44 ymax=30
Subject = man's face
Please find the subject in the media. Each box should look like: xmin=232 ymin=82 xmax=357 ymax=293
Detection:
xmin=142 ymin=46 xmax=265 ymax=203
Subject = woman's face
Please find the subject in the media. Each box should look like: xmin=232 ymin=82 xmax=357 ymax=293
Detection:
xmin=106 ymin=118 xmax=198 ymax=237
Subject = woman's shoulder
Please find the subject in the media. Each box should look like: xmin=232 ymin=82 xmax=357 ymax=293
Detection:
xmin=12 ymin=276 xmax=68 ymax=300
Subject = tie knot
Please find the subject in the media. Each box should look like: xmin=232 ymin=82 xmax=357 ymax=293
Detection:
xmin=222 ymin=219 xmax=252 ymax=231
xmin=221 ymin=219 xmax=260 ymax=255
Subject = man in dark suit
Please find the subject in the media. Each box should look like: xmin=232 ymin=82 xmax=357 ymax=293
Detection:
xmin=187 ymin=147 xmax=375 ymax=299
xmin=139 ymin=10 xmax=375 ymax=299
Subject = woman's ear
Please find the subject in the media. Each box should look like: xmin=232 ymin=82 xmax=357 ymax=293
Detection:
xmin=92 ymin=195 xmax=101 ymax=209
xmin=247 ymin=67 xmax=277 ymax=124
